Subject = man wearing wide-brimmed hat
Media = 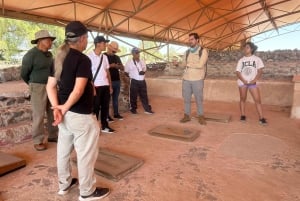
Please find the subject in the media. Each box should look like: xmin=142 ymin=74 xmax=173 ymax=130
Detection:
xmin=21 ymin=30 xmax=58 ymax=151
xmin=104 ymin=41 xmax=124 ymax=121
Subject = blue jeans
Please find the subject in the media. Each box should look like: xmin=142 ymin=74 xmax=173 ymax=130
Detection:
xmin=111 ymin=80 xmax=121 ymax=116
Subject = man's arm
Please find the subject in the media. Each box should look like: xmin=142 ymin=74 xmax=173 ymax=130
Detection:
xmin=21 ymin=52 xmax=33 ymax=84
xmin=199 ymin=48 xmax=208 ymax=68
xmin=52 ymin=78 xmax=88 ymax=115
xmin=106 ymin=69 xmax=113 ymax=94
xmin=46 ymin=77 xmax=62 ymax=126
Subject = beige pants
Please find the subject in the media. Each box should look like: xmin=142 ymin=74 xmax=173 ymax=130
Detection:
xmin=29 ymin=83 xmax=57 ymax=144
xmin=57 ymin=111 xmax=100 ymax=196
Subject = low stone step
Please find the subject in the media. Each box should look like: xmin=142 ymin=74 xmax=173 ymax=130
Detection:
xmin=0 ymin=96 xmax=30 ymax=108
xmin=0 ymin=121 xmax=32 ymax=146
xmin=0 ymin=66 xmax=21 ymax=83
xmin=0 ymin=105 xmax=32 ymax=127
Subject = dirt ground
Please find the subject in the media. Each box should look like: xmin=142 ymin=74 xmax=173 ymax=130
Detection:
xmin=0 ymin=96 xmax=300 ymax=201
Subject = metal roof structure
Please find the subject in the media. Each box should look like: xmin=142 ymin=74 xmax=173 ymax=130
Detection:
xmin=1 ymin=0 xmax=300 ymax=50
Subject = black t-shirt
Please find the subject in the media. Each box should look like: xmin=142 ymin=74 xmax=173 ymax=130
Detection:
xmin=104 ymin=53 xmax=122 ymax=81
xmin=50 ymin=48 xmax=94 ymax=114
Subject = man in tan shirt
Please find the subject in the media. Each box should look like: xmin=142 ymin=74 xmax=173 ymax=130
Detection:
xmin=181 ymin=33 xmax=208 ymax=125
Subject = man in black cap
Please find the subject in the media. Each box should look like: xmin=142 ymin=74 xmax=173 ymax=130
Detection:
xmin=46 ymin=21 xmax=110 ymax=200
xmin=21 ymin=30 xmax=58 ymax=151
xmin=125 ymin=47 xmax=154 ymax=114
xmin=87 ymin=36 xmax=115 ymax=134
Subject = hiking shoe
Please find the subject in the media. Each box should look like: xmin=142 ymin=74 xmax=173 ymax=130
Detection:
xmin=130 ymin=109 xmax=137 ymax=114
xmin=180 ymin=114 xmax=191 ymax=123
xmin=101 ymin=127 xmax=115 ymax=134
xmin=79 ymin=187 xmax=110 ymax=201
xmin=259 ymin=118 xmax=268 ymax=126
xmin=114 ymin=114 xmax=124 ymax=120
xmin=107 ymin=116 xmax=114 ymax=123
xmin=144 ymin=110 xmax=154 ymax=115
xmin=240 ymin=115 xmax=246 ymax=122
xmin=58 ymin=178 xmax=78 ymax=195
xmin=198 ymin=115 xmax=207 ymax=125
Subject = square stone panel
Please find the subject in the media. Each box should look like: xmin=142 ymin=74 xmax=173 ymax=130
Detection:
xmin=74 ymin=148 xmax=144 ymax=182
xmin=149 ymin=125 xmax=200 ymax=142
xmin=204 ymin=112 xmax=231 ymax=123
xmin=0 ymin=152 xmax=26 ymax=176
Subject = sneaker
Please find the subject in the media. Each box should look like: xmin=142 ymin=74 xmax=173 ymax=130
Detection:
xmin=114 ymin=114 xmax=124 ymax=120
xmin=101 ymin=127 xmax=115 ymax=134
xmin=198 ymin=115 xmax=207 ymax=125
xmin=144 ymin=110 xmax=154 ymax=114
xmin=130 ymin=109 xmax=137 ymax=114
xmin=107 ymin=116 xmax=114 ymax=123
xmin=79 ymin=187 xmax=110 ymax=201
xmin=259 ymin=118 xmax=268 ymax=126
xmin=180 ymin=114 xmax=191 ymax=123
xmin=240 ymin=115 xmax=246 ymax=122
xmin=58 ymin=178 xmax=78 ymax=195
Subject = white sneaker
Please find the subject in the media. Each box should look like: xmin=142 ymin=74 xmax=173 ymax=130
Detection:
xmin=58 ymin=178 xmax=78 ymax=195
xmin=101 ymin=127 xmax=115 ymax=134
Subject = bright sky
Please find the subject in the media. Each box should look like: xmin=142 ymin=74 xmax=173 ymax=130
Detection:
xmin=86 ymin=22 xmax=300 ymax=56
xmin=252 ymin=22 xmax=300 ymax=51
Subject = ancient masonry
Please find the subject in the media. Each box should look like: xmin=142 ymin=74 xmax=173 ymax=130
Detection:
xmin=0 ymin=50 xmax=299 ymax=145
xmin=0 ymin=66 xmax=32 ymax=146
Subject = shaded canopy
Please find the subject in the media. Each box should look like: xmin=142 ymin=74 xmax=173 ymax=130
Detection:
xmin=1 ymin=0 xmax=300 ymax=50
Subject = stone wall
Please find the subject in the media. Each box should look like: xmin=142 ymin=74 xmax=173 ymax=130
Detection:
xmin=206 ymin=49 xmax=300 ymax=80
xmin=150 ymin=49 xmax=300 ymax=80
xmin=0 ymin=66 xmax=21 ymax=82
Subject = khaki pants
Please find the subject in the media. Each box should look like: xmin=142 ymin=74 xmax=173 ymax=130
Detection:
xmin=57 ymin=111 xmax=99 ymax=196
xmin=29 ymin=83 xmax=57 ymax=144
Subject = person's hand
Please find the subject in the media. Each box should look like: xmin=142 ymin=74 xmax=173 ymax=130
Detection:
xmin=52 ymin=104 xmax=69 ymax=115
xmin=110 ymin=87 xmax=113 ymax=94
xmin=52 ymin=108 xmax=63 ymax=126
xmin=93 ymin=86 xmax=96 ymax=96
xmin=249 ymin=80 xmax=257 ymax=85
xmin=110 ymin=63 xmax=117 ymax=68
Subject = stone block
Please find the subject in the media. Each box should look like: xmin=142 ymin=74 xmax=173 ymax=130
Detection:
xmin=0 ymin=121 xmax=32 ymax=146
xmin=0 ymin=152 xmax=26 ymax=176
xmin=148 ymin=125 xmax=200 ymax=142
xmin=73 ymin=148 xmax=144 ymax=182
xmin=204 ymin=113 xmax=231 ymax=123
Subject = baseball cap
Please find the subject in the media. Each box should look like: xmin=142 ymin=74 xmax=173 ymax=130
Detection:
xmin=65 ymin=21 xmax=90 ymax=38
xmin=131 ymin=47 xmax=140 ymax=54
xmin=94 ymin=36 xmax=110 ymax=44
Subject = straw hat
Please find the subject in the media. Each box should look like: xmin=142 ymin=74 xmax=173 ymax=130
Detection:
xmin=108 ymin=41 xmax=121 ymax=52
xmin=31 ymin=30 xmax=56 ymax=44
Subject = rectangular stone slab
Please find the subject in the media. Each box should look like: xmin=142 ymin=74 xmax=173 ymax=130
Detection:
xmin=148 ymin=125 xmax=200 ymax=142
xmin=0 ymin=152 xmax=26 ymax=176
xmin=73 ymin=148 xmax=144 ymax=182
xmin=204 ymin=113 xmax=231 ymax=123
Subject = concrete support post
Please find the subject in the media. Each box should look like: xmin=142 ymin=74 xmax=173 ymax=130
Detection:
xmin=291 ymin=75 xmax=300 ymax=119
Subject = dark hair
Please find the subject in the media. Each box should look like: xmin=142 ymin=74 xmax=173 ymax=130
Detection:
xmin=245 ymin=42 xmax=258 ymax=54
xmin=189 ymin=33 xmax=200 ymax=40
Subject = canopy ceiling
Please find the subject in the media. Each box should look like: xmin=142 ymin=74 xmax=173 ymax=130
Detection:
xmin=1 ymin=0 xmax=300 ymax=50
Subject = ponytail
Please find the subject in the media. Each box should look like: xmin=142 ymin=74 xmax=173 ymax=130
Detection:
xmin=54 ymin=42 xmax=70 ymax=81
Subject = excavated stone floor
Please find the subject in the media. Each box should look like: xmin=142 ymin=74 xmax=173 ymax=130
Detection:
xmin=0 ymin=96 xmax=300 ymax=201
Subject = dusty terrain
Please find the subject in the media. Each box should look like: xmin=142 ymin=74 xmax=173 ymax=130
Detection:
xmin=0 ymin=96 xmax=300 ymax=201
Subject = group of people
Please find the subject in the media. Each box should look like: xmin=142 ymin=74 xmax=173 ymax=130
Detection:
xmin=180 ymin=32 xmax=267 ymax=126
xmin=20 ymin=20 xmax=267 ymax=200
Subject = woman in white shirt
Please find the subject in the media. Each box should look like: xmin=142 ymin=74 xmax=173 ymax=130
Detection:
xmin=236 ymin=42 xmax=267 ymax=125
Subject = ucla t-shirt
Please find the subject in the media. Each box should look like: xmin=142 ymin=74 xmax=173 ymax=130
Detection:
xmin=236 ymin=55 xmax=264 ymax=85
